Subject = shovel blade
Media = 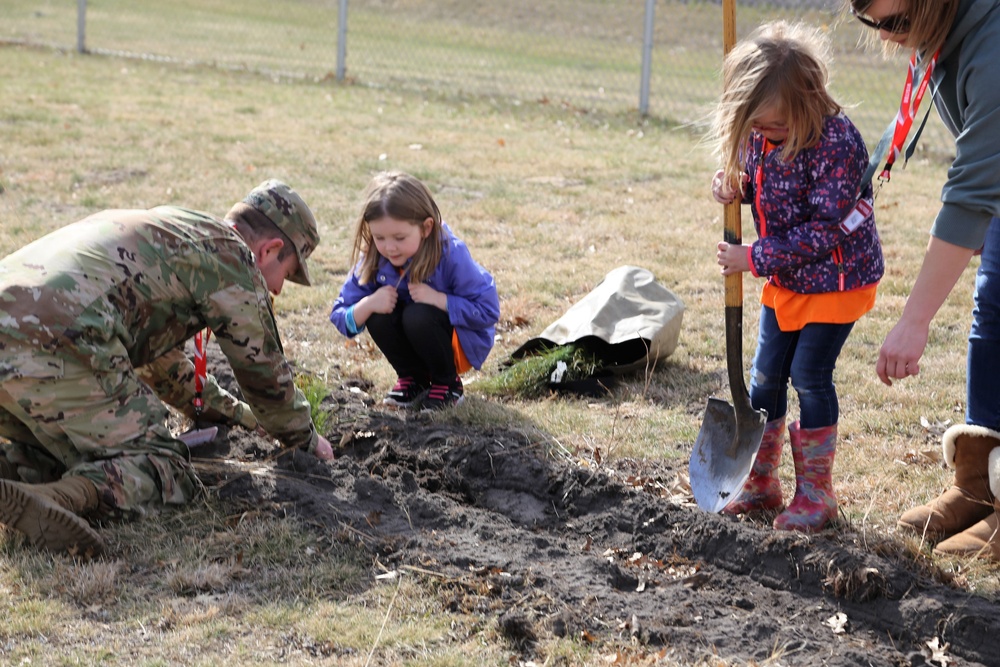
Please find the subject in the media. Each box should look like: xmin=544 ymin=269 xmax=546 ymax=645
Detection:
xmin=689 ymin=397 xmax=766 ymax=513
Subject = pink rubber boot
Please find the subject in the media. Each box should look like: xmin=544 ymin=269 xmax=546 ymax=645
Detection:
xmin=722 ymin=418 xmax=786 ymax=515
xmin=773 ymin=422 xmax=838 ymax=533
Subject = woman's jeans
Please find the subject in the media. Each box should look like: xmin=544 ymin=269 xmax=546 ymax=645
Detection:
xmin=968 ymin=216 xmax=1000 ymax=430
xmin=749 ymin=305 xmax=854 ymax=429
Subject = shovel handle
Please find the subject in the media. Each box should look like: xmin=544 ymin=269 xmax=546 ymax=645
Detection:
xmin=722 ymin=0 xmax=741 ymax=309
xmin=721 ymin=0 xmax=751 ymax=408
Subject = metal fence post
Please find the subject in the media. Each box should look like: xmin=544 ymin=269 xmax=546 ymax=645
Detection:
xmin=639 ymin=0 xmax=655 ymax=116
xmin=77 ymin=0 xmax=87 ymax=53
xmin=336 ymin=0 xmax=348 ymax=81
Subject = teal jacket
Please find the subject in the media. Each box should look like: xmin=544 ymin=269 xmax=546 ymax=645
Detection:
xmin=926 ymin=0 xmax=1000 ymax=249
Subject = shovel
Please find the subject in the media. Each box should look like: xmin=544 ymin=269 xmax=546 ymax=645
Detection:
xmin=689 ymin=0 xmax=768 ymax=513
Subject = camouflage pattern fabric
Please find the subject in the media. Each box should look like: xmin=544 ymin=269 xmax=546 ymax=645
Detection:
xmin=137 ymin=346 xmax=258 ymax=430
xmin=0 ymin=206 xmax=318 ymax=513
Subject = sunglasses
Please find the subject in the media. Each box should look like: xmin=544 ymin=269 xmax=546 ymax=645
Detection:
xmin=851 ymin=7 xmax=911 ymax=34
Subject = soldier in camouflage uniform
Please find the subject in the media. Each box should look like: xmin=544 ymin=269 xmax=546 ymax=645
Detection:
xmin=0 ymin=179 xmax=334 ymax=556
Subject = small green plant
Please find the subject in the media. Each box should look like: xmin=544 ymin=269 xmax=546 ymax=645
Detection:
xmin=478 ymin=344 xmax=601 ymax=399
xmin=295 ymin=372 xmax=333 ymax=435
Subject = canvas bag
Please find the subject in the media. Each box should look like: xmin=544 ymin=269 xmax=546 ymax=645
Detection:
xmin=510 ymin=265 xmax=685 ymax=393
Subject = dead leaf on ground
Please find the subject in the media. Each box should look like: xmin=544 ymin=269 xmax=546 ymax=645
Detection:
xmin=825 ymin=612 xmax=848 ymax=634
xmin=923 ymin=637 xmax=952 ymax=667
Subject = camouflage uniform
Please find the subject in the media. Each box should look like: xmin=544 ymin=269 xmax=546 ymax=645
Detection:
xmin=0 ymin=182 xmax=320 ymax=516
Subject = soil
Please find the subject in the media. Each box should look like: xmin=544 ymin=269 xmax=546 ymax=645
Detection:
xmin=196 ymin=366 xmax=1000 ymax=667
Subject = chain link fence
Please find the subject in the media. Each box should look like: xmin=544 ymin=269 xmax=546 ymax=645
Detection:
xmin=2 ymin=0 xmax=952 ymax=157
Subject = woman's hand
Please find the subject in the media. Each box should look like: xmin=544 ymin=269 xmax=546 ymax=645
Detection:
xmin=877 ymin=319 xmax=927 ymax=386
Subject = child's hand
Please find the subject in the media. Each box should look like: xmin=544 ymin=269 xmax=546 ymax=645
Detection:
xmin=409 ymin=282 xmax=447 ymax=311
xmin=367 ymin=285 xmax=398 ymax=314
xmin=717 ymin=242 xmax=750 ymax=276
xmin=712 ymin=169 xmax=748 ymax=205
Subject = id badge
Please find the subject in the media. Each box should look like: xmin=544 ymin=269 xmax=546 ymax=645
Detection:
xmin=840 ymin=198 xmax=874 ymax=235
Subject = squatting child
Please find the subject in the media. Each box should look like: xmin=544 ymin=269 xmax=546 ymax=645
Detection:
xmin=329 ymin=171 xmax=500 ymax=411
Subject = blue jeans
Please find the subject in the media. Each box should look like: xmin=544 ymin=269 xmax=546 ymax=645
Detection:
xmin=968 ymin=217 xmax=1000 ymax=430
xmin=749 ymin=306 xmax=854 ymax=429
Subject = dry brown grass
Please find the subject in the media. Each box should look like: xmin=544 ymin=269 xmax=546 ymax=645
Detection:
xmin=0 ymin=36 xmax=994 ymax=664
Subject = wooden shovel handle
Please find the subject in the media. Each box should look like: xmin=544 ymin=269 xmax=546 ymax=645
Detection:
xmin=721 ymin=0 xmax=751 ymax=405
xmin=722 ymin=0 xmax=742 ymax=310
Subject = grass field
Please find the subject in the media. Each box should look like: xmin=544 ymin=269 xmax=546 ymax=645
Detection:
xmin=0 ymin=21 xmax=989 ymax=666
xmin=3 ymin=0 xmax=956 ymax=154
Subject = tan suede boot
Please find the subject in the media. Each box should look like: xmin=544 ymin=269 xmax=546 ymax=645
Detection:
xmin=897 ymin=424 xmax=999 ymax=541
xmin=0 ymin=477 xmax=106 ymax=556
xmin=933 ymin=446 xmax=1000 ymax=561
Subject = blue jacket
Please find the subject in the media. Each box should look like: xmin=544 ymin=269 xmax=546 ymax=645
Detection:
xmin=743 ymin=113 xmax=884 ymax=294
xmin=329 ymin=223 xmax=500 ymax=370
xmin=927 ymin=0 xmax=1000 ymax=249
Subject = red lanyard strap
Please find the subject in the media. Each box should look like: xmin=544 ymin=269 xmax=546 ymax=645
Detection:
xmin=883 ymin=49 xmax=939 ymax=177
xmin=193 ymin=329 xmax=211 ymax=421
xmin=864 ymin=49 xmax=940 ymax=197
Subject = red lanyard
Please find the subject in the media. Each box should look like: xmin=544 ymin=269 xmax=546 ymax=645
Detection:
xmin=880 ymin=49 xmax=940 ymax=181
xmin=193 ymin=329 xmax=211 ymax=421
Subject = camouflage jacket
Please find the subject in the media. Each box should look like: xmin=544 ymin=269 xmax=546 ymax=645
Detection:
xmin=0 ymin=206 xmax=317 ymax=452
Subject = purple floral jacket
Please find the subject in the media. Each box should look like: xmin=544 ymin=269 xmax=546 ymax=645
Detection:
xmin=743 ymin=114 xmax=884 ymax=294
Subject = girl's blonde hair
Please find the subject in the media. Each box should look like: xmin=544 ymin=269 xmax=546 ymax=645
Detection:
xmin=350 ymin=171 xmax=443 ymax=285
xmin=848 ymin=0 xmax=959 ymax=57
xmin=710 ymin=21 xmax=841 ymax=190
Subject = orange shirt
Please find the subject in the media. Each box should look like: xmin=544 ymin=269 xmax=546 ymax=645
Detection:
xmin=761 ymin=281 xmax=877 ymax=331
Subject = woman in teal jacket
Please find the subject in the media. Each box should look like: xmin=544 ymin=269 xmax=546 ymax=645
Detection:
xmin=850 ymin=0 xmax=1000 ymax=560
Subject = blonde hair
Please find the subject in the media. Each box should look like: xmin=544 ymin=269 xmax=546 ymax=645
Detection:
xmin=350 ymin=171 xmax=444 ymax=285
xmin=848 ymin=0 xmax=959 ymax=56
xmin=710 ymin=21 xmax=841 ymax=191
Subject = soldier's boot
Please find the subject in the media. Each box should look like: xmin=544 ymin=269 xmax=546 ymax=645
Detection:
xmin=721 ymin=417 xmax=786 ymax=514
xmin=933 ymin=446 xmax=1000 ymax=562
xmin=897 ymin=425 xmax=999 ymax=541
xmin=0 ymin=477 xmax=106 ymax=556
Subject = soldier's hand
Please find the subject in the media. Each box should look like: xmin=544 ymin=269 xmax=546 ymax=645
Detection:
xmin=313 ymin=435 xmax=334 ymax=461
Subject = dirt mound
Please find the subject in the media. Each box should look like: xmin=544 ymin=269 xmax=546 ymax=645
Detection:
xmin=194 ymin=386 xmax=999 ymax=667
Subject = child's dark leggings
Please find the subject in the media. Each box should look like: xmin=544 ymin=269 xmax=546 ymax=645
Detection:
xmin=366 ymin=302 xmax=457 ymax=385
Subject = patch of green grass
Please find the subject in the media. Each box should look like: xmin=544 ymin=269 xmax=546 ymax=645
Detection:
xmin=479 ymin=344 xmax=601 ymax=399
xmin=295 ymin=372 xmax=334 ymax=435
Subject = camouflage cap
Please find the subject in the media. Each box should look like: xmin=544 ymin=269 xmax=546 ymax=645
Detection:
xmin=243 ymin=179 xmax=319 ymax=286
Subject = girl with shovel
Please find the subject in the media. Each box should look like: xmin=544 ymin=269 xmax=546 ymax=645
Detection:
xmin=708 ymin=21 xmax=884 ymax=532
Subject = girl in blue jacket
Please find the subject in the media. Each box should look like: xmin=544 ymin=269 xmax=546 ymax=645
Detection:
xmin=330 ymin=171 xmax=500 ymax=411
xmin=708 ymin=21 xmax=884 ymax=532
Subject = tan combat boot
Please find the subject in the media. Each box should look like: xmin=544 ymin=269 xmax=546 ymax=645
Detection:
xmin=0 ymin=477 xmax=106 ymax=556
xmin=897 ymin=425 xmax=1000 ymax=541
xmin=933 ymin=446 xmax=1000 ymax=561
